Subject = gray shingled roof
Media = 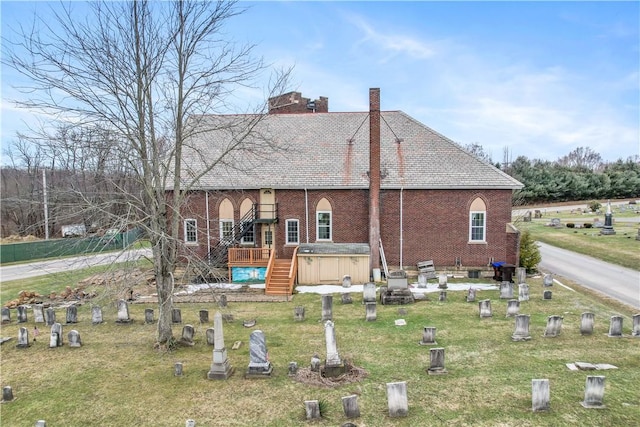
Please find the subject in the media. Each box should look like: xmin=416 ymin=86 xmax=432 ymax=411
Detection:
xmin=176 ymin=111 xmax=523 ymax=190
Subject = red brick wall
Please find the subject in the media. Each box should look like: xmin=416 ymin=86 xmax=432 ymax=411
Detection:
xmin=178 ymin=188 xmax=519 ymax=269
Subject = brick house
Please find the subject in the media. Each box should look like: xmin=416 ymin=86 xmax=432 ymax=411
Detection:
xmin=175 ymin=89 xmax=522 ymax=292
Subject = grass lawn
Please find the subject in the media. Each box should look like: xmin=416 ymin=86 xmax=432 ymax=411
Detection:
xmin=515 ymin=208 xmax=640 ymax=270
xmin=1 ymin=274 xmax=639 ymax=426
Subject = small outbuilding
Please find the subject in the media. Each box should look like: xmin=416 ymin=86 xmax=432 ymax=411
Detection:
xmin=297 ymin=243 xmax=370 ymax=285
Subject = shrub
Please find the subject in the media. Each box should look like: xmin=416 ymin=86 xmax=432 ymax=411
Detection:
xmin=566 ymin=223 xmax=575 ymax=228
xmin=588 ymin=200 xmax=602 ymax=212
xmin=519 ymin=229 xmax=541 ymax=273
xmin=583 ymin=223 xmax=592 ymax=229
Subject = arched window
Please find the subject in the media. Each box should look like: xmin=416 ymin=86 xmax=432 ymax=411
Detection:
xmin=316 ymin=198 xmax=332 ymax=241
xmin=219 ymin=198 xmax=234 ymax=243
xmin=469 ymin=197 xmax=487 ymax=242
xmin=239 ymin=198 xmax=255 ymax=244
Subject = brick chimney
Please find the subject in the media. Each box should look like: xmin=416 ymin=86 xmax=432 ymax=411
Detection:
xmin=369 ymin=88 xmax=381 ymax=273
xmin=268 ymin=92 xmax=328 ymax=114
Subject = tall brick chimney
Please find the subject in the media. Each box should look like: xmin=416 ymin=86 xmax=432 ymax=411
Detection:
xmin=369 ymin=88 xmax=381 ymax=274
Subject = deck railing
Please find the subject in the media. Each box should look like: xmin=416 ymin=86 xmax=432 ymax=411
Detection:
xmin=227 ymin=248 xmax=271 ymax=265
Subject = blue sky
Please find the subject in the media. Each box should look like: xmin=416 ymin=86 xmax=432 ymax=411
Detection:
xmin=2 ymin=1 xmax=639 ymax=164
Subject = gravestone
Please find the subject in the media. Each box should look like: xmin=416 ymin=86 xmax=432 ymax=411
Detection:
xmin=523 ymin=211 xmax=532 ymax=222
xmin=362 ymin=283 xmax=376 ymax=303
xmin=600 ymin=201 xmax=616 ymax=236
xmin=427 ymin=347 xmax=447 ymax=375
xmin=16 ymin=327 xmax=30 ymax=348
xmin=310 ymin=354 xmax=321 ymax=372
xmin=144 ymin=308 xmax=154 ymax=324
xmin=185 ymin=420 xmax=195 ymax=427
xmin=580 ymin=312 xmax=595 ymax=335
xmin=543 ymin=315 xmax=563 ymax=337
xmin=518 ymin=283 xmax=530 ymax=301
xmin=293 ymin=306 xmax=305 ymax=322
xmin=419 ymin=326 xmax=437 ymax=346
xmin=92 ymin=306 xmax=104 ymax=324
xmin=516 ymin=267 xmax=527 ymax=284
xmin=68 ymin=330 xmax=82 ymax=347
xmin=550 ymin=218 xmax=561 ymax=228
xmin=417 ymin=273 xmax=428 ymax=288
xmin=543 ymin=274 xmax=553 ymax=287
xmin=207 ymin=312 xmax=234 ymax=380
xmin=438 ymin=274 xmax=448 ymax=289
xmin=179 ymin=325 xmax=195 ymax=346
xmin=386 ymin=381 xmax=409 ymax=417
xmin=543 ymin=290 xmax=552 ymax=300
xmin=365 ymin=302 xmax=377 ymax=322
xmin=466 ymin=288 xmax=476 ymax=302
xmin=512 ymin=314 xmax=532 ymax=341
xmin=115 ymin=300 xmax=132 ymax=324
xmin=342 ymin=275 xmax=351 ymax=288
xmin=45 ymin=307 xmax=56 ymax=326
xmin=341 ymin=293 xmax=353 ymax=304
xmin=321 ymin=295 xmax=333 ymax=322
xmin=51 ymin=323 xmax=63 ymax=346
xmin=33 ymin=304 xmax=45 ymax=323
xmin=506 ymin=299 xmax=520 ymax=317
xmin=479 ymin=299 xmax=492 ymax=318
xmin=65 ymin=305 xmax=78 ymax=324
xmin=2 ymin=386 xmax=14 ymax=402
xmin=322 ymin=320 xmax=345 ymax=377
xmin=49 ymin=331 xmax=59 ymax=348
xmin=175 ymin=362 xmax=183 ymax=377
xmin=532 ymin=379 xmax=550 ymax=412
xmin=199 ymin=310 xmax=209 ymax=323
xmin=206 ymin=328 xmax=215 ymax=346
xmin=35 ymin=422 xmax=47 ymax=427
xmin=438 ymin=291 xmax=447 ymax=302
xmin=1 ymin=307 xmax=10 ymax=324
xmin=342 ymin=394 xmax=360 ymax=419
xmin=288 ymin=361 xmax=298 ymax=376
xmin=500 ymin=282 xmax=514 ymax=299
xmin=17 ymin=305 xmax=28 ymax=323
xmin=304 ymin=400 xmax=321 ymax=420
xmin=245 ymin=330 xmax=273 ymax=378
xmin=581 ymin=376 xmax=606 ymax=408
xmin=172 ymin=308 xmax=182 ymax=324
xmin=607 ymin=315 xmax=623 ymax=337
xmin=218 ymin=294 xmax=227 ymax=308
xmin=632 ymin=314 xmax=640 ymax=337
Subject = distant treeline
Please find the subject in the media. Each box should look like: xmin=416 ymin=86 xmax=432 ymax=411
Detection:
xmin=508 ymin=156 xmax=640 ymax=205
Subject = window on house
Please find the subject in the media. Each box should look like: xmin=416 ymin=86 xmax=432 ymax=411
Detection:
xmin=264 ymin=229 xmax=273 ymax=247
xmin=317 ymin=211 xmax=332 ymax=241
xmin=184 ymin=219 xmax=197 ymax=243
xmin=469 ymin=197 xmax=487 ymax=242
xmin=220 ymin=220 xmax=234 ymax=244
xmin=470 ymin=212 xmax=486 ymax=242
xmin=286 ymin=219 xmax=299 ymax=244
xmin=240 ymin=221 xmax=255 ymax=244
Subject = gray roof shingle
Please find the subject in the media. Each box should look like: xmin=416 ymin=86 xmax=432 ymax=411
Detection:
xmin=177 ymin=111 xmax=523 ymax=190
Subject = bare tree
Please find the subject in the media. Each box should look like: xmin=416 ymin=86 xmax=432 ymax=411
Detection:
xmin=462 ymin=142 xmax=493 ymax=164
xmin=4 ymin=0 xmax=291 ymax=344
xmin=556 ymin=146 xmax=603 ymax=171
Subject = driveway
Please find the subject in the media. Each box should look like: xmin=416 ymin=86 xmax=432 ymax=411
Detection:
xmin=537 ymin=241 xmax=639 ymax=310
xmin=0 ymin=248 xmax=153 ymax=283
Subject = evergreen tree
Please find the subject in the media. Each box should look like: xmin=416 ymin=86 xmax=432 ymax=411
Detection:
xmin=519 ymin=230 xmax=541 ymax=273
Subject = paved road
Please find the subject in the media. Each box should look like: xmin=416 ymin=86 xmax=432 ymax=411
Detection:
xmin=0 ymin=248 xmax=153 ymax=283
xmin=537 ymin=241 xmax=640 ymax=310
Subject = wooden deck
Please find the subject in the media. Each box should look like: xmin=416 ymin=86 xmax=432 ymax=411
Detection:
xmin=227 ymin=248 xmax=271 ymax=267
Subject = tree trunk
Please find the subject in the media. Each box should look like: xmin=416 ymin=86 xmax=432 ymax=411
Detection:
xmin=155 ymin=270 xmax=174 ymax=344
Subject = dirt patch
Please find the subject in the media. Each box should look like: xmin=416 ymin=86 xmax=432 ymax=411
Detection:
xmin=293 ymin=362 xmax=368 ymax=388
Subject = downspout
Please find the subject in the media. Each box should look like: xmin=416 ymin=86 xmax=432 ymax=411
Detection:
xmin=205 ymin=191 xmax=211 ymax=261
xmin=399 ymin=186 xmax=403 ymax=269
xmin=304 ymin=188 xmax=309 ymax=243
xmin=369 ymin=88 xmax=381 ymax=274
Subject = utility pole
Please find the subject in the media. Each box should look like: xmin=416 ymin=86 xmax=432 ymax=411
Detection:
xmin=43 ymin=169 xmax=49 ymax=240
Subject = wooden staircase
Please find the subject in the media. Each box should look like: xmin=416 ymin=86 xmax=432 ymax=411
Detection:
xmin=265 ymin=247 xmax=298 ymax=296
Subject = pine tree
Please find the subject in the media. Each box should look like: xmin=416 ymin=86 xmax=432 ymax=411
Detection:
xmin=519 ymin=230 xmax=541 ymax=273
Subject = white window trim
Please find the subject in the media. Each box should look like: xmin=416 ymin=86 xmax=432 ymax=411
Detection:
xmin=286 ymin=219 xmax=300 ymax=245
xmin=469 ymin=211 xmax=486 ymax=243
xmin=184 ymin=219 xmax=197 ymax=244
xmin=316 ymin=211 xmax=332 ymax=241
xmin=219 ymin=219 xmax=234 ymax=244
